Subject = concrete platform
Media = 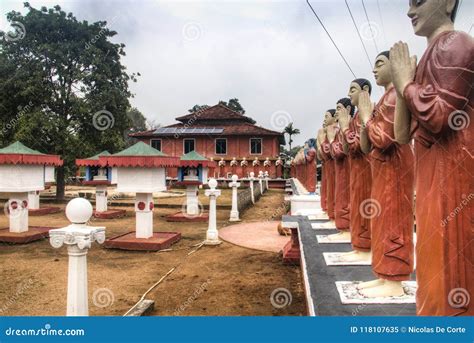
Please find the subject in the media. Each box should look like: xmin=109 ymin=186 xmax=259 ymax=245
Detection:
xmin=165 ymin=211 xmax=209 ymax=222
xmin=29 ymin=207 xmax=61 ymax=216
xmin=283 ymin=215 xmax=416 ymax=316
xmin=218 ymin=221 xmax=289 ymax=253
xmin=104 ymin=231 xmax=181 ymax=251
xmin=93 ymin=209 xmax=127 ymax=219
xmin=0 ymin=226 xmax=55 ymax=244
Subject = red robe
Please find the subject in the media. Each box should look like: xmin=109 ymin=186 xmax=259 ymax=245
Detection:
xmin=403 ymin=31 xmax=473 ymax=316
xmin=330 ymin=128 xmax=350 ymax=231
xmin=305 ymin=148 xmax=317 ymax=193
xmin=321 ymin=138 xmax=335 ymax=220
xmin=344 ymin=113 xmax=372 ymax=251
xmin=366 ymin=87 xmax=415 ymax=281
xmin=320 ymin=160 xmax=328 ymax=212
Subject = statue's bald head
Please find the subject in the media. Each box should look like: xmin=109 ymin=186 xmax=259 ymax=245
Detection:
xmin=407 ymin=0 xmax=458 ymax=37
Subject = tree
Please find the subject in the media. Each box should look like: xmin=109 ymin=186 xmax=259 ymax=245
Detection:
xmin=284 ymin=122 xmax=300 ymax=152
xmin=124 ymin=107 xmax=147 ymax=146
xmin=0 ymin=3 xmax=137 ymax=199
xmin=219 ymin=98 xmax=245 ymax=114
xmin=188 ymin=104 xmax=209 ymax=113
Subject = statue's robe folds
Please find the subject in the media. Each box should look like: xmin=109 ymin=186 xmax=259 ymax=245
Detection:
xmin=403 ymin=31 xmax=473 ymax=316
xmin=344 ymin=113 xmax=372 ymax=251
xmin=305 ymin=148 xmax=317 ymax=193
xmin=366 ymin=87 xmax=415 ymax=281
xmin=320 ymin=158 xmax=328 ymax=212
xmin=321 ymin=138 xmax=336 ymax=220
xmin=330 ymin=128 xmax=350 ymax=231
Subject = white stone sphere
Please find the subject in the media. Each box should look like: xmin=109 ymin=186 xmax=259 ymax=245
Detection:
xmin=231 ymin=174 xmax=238 ymax=182
xmin=66 ymin=198 xmax=93 ymax=224
xmin=208 ymin=178 xmax=218 ymax=189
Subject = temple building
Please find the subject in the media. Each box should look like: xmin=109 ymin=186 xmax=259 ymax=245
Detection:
xmin=130 ymin=104 xmax=285 ymax=180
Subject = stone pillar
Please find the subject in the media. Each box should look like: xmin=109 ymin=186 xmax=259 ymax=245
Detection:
xmin=135 ymin=193 xmax=154 ymax=239
xmin=95 ymin=185 xmax=108 ymax=213
xmin=185 ymin=185 xmax=199 ymax=216
xmin=249 ymin=172 xmax=255 ymax=204
xmin=229 ymin=174 xmax=240 ymax=222
xmin=49 ymin=198 xmax=105 ymax=316
xmin=8 ymin=193 xmax=29 ymax=233
xmin=264 ymin=171 xmax=269 ymax=190
xmin=204 ymin=178 xmax=221 ymax=245
xmin=28 ymin=191 xmax=40 ymax=210
xmin=258 ymin=171 xmax=264 ymax=194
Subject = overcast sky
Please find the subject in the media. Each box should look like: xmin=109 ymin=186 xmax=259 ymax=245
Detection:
xmin=1 ymin=0 xmax=472 ymax=146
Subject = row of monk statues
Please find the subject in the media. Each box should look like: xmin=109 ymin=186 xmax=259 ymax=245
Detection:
xmin=312 ymin=0 xmax=472 ymax=316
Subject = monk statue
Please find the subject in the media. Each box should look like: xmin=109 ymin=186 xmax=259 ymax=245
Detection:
xmin=391 ymin=0 xmax=473 ymax=315
xmin=240 ymin=157 xmax=248 ymax=178
xmin=357 ymin=51 xmax=415 ymax=297
xmin=304 ymin=139 xmax=317 ymax=193
xmin=275 ymin=156 xmax=283 ymax=179
xmin=326 ymin=99 xmax=352 ymax=240
xmin=320 ymin=110 xmax=337 ymax=228
xmin=337 ymin=79 xmax=373 ymax=261
xmin=317 ymin=110 xmax=335 ymax=214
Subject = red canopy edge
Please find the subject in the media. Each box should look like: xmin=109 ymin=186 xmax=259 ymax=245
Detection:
xmin=76 ymin=159 xmax=102 ymax=167
xmin=99 ymin=156 xmax=180 ymax=168
xmin=179 ymin=160 xmax=216 ymax=168
xmin=0 ymin=154 xmax=63 ymax=166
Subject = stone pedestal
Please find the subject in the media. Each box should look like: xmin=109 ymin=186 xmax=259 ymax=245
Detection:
xmin=28 ymin=191 xmax=40 ymax=210
xmin=8 ymin=193 xmax=29 ymax=233
xmin=204 ymin=178 xmax=221 ymax=245
xmin=185 ymin=185 xmax=199 ymax=216
xmin=135 ymin=193 xmax=153 ymax=239
xmin=95 ymin=185 xmax=108 ymax=213
xmin=49 ymin=198 xmax=105 ymax=316
xmin=228 ymin=175 xmax=240 ymax=222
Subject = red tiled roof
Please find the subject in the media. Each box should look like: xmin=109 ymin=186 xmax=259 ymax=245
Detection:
xmin=175 ymin=104 xmax=256 ymax=124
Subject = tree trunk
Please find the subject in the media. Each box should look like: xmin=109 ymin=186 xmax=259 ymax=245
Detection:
xmin=56 ymin=165 xmax=65 ymax=200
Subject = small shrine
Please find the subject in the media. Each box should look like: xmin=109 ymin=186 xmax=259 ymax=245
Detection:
xmin=76 ymin=151 xmax=125 ymax=219
xmin=0 ymin=141 xmax=62 ymax=243
xmin=100 ymin=142 xmax=181 ymax=251
xmin=166 ymin=151 xmax=215 ymax=222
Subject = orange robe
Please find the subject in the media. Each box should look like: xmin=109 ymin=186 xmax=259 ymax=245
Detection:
xmin=366 ymin=87 xmax=415 ymax=281
xmin=330 ymin=128 xmax=350 ymax=231
xmin=320 ymin=161 xmax=328 ymax=212
xmin=403 ymin=31 xmax=473 ymax=316
xmin=305 ymin=148 xmax=317 ymax=193
xmin=344 ymin=113 xmax=372 ymax=251
xmin=321 ymin=138 xmax=335 ymax=220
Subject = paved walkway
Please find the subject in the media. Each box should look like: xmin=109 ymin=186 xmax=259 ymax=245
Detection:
xmin=219 ymin=221 xmax=290 ymax=253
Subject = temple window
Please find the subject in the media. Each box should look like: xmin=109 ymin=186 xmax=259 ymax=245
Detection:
xmin=250 ymin=138 xmax=262 ymax=154
xmin=150 ymin=139 xmax=162 ymax=151
xmin=215 ymin=138 xmax=227 ymax=155
xmin=184 ymin=138 xmax=195 ymax=154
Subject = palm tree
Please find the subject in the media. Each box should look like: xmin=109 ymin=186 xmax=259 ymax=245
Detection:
xmin=284 ymin=122 xmax=300 ymax=152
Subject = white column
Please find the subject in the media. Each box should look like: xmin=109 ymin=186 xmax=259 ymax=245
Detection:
xmin=229 ymin=175 xmax=240 ymax=222
xmin=186 ymin=185 xmax=199 ymax=216
xmin=258 ymin=171 xmax=264 ymax=194
xmin=8 ymin=193 xmax=29 ymax=233
xmin=135 ymin=193 xmax=153 ymax=239
xmin=204 ymin=178 xmax=221 ymax=245
xmin=249 ymin=172 xmax=255 ymax=204
xmin=28 ymin=191 xmax=40 ymax=210
xmin=49 ymin=198 xmax=105 ymax=316
xmin=95 ymin=185 xmax=108 ymax=213
xmin=264 ymin=171 xmax=269 ymax=190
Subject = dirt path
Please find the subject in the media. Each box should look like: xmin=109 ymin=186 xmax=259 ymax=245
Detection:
xmin=0 ymin=189 xmax=305 ymax=316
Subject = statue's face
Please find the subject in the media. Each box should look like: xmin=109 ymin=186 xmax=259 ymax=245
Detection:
xmin=348 ymin=82 xmax=363 ymax=106
xmin=335 ymin=103 xmax=346 ymax=120
xmin=407 ymin=0 xmax=452 ymax=37
xmin=373 ymin=55 xmax=391 ymax=87
xmin=324 ymin=111 xmax=335 ymax=126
